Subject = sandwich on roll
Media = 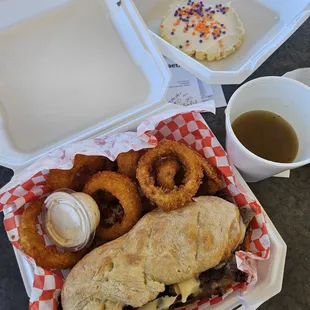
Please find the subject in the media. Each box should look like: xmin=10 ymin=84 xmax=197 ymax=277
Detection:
xmin=61 ymin=196 xmax=250 ymax=310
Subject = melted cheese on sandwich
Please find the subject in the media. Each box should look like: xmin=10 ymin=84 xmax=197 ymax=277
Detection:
xmin=173 ymin=276 xmax=200 ymax=303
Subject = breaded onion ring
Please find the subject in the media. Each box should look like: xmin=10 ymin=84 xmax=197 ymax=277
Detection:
xmin=46 ymin=155 xmax=114 ymax=192
xmin=136 ymin=140 xmax=203 ymax=211
xmin=156 ymin=157 xmax=181 ymax=190
xmin=83 ymin=171 xmax=142 ymax=241
xmin=116 ymin=150 xmax=143 ymax=179
xmin=19 ymin=200 xmax=88 ymax=270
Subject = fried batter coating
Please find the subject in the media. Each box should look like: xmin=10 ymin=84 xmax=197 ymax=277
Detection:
xmin=116 ymin=150 xmax=143 ymax=179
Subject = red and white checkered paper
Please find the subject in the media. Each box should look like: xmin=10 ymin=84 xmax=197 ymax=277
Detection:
xmin=0 ymin=106 xmax=270 ymax=310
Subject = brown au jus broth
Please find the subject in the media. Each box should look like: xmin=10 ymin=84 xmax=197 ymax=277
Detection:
xmin=232 ymin=110 xmax=299 ymax=163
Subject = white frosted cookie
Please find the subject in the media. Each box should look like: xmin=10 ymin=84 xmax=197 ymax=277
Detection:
xmin=160 ymin=1 xmax=244 ymax=61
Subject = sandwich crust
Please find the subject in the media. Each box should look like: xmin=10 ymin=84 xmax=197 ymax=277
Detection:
xmin=61 ymin=196 xmax=246 ymax=310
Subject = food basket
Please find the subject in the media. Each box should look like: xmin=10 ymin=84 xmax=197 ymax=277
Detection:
xmin=1 ymin=108 xmax=286 ymax=310
xmin=133 ymin=0 xmax=310 ymax=84
xmin=0 ymin=0 xmax=286 ymax=309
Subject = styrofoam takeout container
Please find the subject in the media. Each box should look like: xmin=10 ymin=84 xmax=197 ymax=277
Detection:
xmin=0 ymin=0 xmax=286 ymax=309
xmin=133 ymin=0 xmax=310 ymax=84
xmin=6 ymin=166 xmax=286 ymax=310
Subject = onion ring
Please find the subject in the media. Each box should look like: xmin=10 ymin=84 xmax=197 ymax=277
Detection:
xmin=47 ymin=154 xmax=114 ymax=191
xmin=19 ymin=199 xmax=88 ymax=270
xmin=116 ymin=150 xmax=143 ymax=179
xmin=136 ymin=140 xmax=203 ymax=211
xmin=83 ymin=171 xmax=142 ymax=241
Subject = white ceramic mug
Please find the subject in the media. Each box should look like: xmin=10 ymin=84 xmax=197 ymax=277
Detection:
xmin=225 ymin=76 xmax=310 ymax=182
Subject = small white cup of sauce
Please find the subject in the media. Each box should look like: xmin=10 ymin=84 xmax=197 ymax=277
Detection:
xmin=225 ymin=76 xmax=310 ymax=182
xmin=42 ymin=189 xmax=100 ymax=252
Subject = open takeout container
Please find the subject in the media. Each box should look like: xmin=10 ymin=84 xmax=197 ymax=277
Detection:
xmin=0 ymin=0 xmax=286 ymax=309
xmin=133 ymin=0 xmax=310 ymax=84
xmin=1 ymin=111 xmax=287 ymax=310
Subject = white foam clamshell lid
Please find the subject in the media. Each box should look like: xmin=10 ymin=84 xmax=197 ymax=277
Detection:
xmin=0 ymin=0 xmax=171 ymax=170
xmin=133 ymin=0 xmax=310 ymax=84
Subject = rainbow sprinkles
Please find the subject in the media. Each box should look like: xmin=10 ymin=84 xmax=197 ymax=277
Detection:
xmin=160 ymin=1 xmax=244 ymax=61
